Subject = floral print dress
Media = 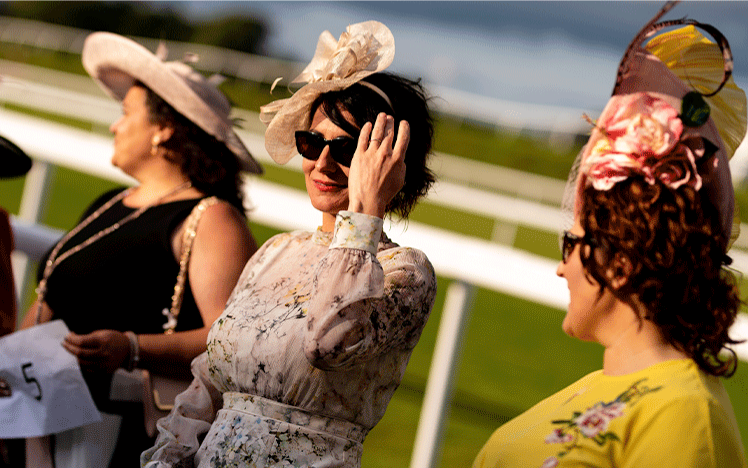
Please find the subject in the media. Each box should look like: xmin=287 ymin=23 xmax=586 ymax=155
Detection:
xmin=142 ymin=211 xmax=437 ymax=468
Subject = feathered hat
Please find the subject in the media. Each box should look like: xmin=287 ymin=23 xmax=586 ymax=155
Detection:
xmin=562 ymin=1 xmax=747 ymax=251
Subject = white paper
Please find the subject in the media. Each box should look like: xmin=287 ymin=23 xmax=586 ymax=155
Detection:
xmin=0 ymin=320 xmax=101 ymax=437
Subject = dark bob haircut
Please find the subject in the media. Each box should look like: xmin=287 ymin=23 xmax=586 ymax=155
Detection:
xmin=135 ymin=81 xmax=245 ymax=215
xmin=578 ymin=177 xmax=742 ymax=377
xmin=309 ymin=72 xmax=436 ymax=219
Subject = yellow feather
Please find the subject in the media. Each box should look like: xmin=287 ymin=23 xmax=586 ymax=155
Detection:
xmin=645 ymin=25 xmax=747 ymax=160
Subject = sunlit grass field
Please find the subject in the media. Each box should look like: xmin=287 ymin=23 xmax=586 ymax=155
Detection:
xmin=1 ymin=43 xmax=746 ymax=466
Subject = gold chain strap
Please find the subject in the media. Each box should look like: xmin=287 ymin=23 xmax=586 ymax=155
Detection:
xmin=162 ymin=196 xmax=219 ymax=334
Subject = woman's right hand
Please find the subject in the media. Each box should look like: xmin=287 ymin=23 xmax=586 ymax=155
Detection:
xmin=62 ymin=329 xmax=131 ymax=373
xmin=346 ymin=112 xmax=410 ymax=219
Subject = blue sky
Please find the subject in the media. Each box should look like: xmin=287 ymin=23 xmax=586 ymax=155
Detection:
xmin=160 ymin=2 xmax=748 ymax=113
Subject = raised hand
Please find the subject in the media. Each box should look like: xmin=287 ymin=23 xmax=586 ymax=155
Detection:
xmin=347 ymin=112 xmax=410 ymax=219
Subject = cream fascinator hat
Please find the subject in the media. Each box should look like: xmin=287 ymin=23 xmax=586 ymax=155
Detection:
xmin=81 ymin=32 xmax=263 ymax=174
xmin=563 ymin=1 xmax=747 ymax=250
xmin=260 ymin=21 xmax=395 ymax=164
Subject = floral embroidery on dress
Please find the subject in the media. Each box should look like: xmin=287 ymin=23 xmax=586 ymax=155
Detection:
xmin=541 ymin=378 xmax=662 ymax=466
xmin=540 ymin=457 xmax=559 ymax=468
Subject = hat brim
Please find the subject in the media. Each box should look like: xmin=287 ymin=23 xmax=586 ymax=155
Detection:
xmin=262 ymin=77 xmax=379 ymax=164
xmin=82 ymin=32 xmax=262 ymax=174
xmin=0 ymin=135 xmax=32 ymax=178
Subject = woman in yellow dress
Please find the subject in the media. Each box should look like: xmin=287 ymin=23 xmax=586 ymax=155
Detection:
xmin=474 ymin=3 xmax=747 ymax=467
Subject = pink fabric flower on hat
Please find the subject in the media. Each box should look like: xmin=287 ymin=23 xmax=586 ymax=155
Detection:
xmin=604 ymin=93 xmax=682 ymax=157
xmin=581 ymin=92 xmax=704 ymax=191
xmin=648 ymin=140 xmax=702 ymax=190
xmin=585 ymin=149 xmax=642 ymax=190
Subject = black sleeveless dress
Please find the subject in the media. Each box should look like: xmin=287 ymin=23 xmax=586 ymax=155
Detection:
xmin=38 ymin=188 xmax=209 ymax=466
xmin=40 ymin=188 xmax=204 ymax=338
xmin=37 ymin=189 xmax=216 ymax=468
xmin=39 ymin=189 xmax=207 ymax=412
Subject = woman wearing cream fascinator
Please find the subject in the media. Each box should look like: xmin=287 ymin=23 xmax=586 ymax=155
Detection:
xmin=142 ymin=20 xmax=437 ymax=467
xmin=474 ymin=2 xmax=747 ymax=467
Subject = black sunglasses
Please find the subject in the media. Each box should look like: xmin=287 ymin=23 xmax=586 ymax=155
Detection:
xmin=561 ymin=231 xmax=584 ymax=263
xmin=295 ymin=131 xmax=357 ymax=167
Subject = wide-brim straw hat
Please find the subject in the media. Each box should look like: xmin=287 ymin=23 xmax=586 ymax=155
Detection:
xmin=0 ymin=134 xmax=32 ymax=178
xmin=82 ymin=32 xmax=263 ymax=174
xmin=260 ymin=21 xmax=395 ymax=164
xmin=562 ymin=2 xmax=747 ymax=251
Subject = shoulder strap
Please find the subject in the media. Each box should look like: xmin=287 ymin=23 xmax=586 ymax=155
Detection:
xmin=162 ymin=196 xmax=219 ymax=334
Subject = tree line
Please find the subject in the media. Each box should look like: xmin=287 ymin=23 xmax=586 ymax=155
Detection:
xmin=0 ymin=1 xmax=268 ymax=55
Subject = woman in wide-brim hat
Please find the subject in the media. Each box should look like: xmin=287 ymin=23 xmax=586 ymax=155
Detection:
xmin=142 ymin=20 xmax=437 ymax=467
xmin=24 ymin=32 xmax=262 ymax=468
xmin=474 ymin=3 xmax=747 ymax=467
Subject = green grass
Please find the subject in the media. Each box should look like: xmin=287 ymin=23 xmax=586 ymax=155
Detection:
xmin=409 ymin=202 xmax=496 ymax=240
xmin=0 ymin=44 xmax=86 ymax=76
xmin=514 ymin=225 xmax=561 ymax=259
xmin=433 ymin=117 xmax=581 ymax=180
xmin=1 ymin=101 xmax=109 ymax=133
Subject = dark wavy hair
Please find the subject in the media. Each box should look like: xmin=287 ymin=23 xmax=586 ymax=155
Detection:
xmin=308 ymin=72 xmax=436 ymax=219
xmin=578 ymin=177 xmax=742 ymax=376
xmin=134 ymin=81 xmax=245 ymax=214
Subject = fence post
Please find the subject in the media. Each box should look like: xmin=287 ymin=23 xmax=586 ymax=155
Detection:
xmin=12 ymin=160 xmax=55 ymax=313
xmin=409 ymin=280 xmax=475 ymax=468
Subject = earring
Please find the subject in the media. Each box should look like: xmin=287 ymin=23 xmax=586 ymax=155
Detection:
xmin=151 ymin=136 xmax=161 ymax=157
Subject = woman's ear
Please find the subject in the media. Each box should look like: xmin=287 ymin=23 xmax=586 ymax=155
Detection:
xmin=156 ymin=126 xmax=175 ymax=144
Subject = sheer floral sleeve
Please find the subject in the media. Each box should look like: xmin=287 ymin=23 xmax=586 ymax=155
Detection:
xmin=303 ymin=211 xmax=437 ymax=370
xmin=141 ymin=353 xmax=223 ymax=468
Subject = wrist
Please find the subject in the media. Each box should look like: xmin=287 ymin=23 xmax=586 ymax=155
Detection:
xmin=347 ymin=198 xmax=385 ymax=219
xmin=125 ymin=331 xmax=140 ymax=371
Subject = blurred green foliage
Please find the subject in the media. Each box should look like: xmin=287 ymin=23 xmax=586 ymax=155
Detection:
xmin=0 ymin=1 xmax=268 ymax=55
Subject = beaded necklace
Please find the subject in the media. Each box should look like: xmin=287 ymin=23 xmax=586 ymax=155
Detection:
xmin=35 ymin=181 xmax=193 ymax=322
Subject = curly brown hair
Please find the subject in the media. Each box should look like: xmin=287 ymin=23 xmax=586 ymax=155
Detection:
xmin=578 ymin=177 xmax=742 ymax=377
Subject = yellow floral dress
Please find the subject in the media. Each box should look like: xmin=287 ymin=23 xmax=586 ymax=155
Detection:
xmin=142 ymin=211 xmax=437 ymax=467
xmin=473 ymin=359 xmax=747 ymax=468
